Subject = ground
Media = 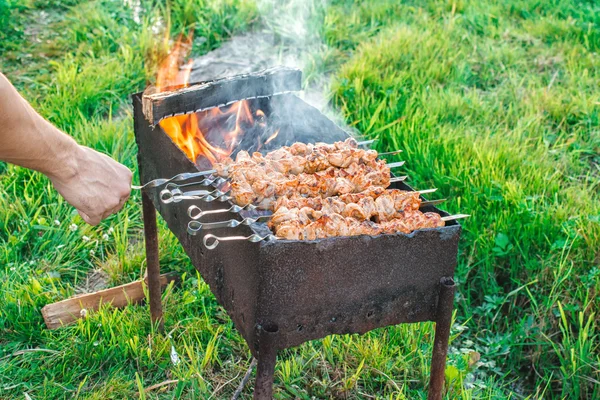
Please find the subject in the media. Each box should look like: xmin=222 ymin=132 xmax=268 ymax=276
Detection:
xmin=0 ymin=0 xmax=599 ymax=399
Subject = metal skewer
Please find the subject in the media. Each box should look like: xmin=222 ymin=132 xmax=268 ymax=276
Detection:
xmin=201 ymin=213 xmax=468 ymax=249
xmin=187 ymin=192 xmax=444 ymax=233
xmin=441 ymin=214 xmax=470 ymax=222
xmin=188 ymin=203 xmax=259 ymax=219
xmin=188 ymin=200 xmax=448 ymax=233
xmin=132 ymin=171 xmax=217 ymax=190
xmin=187 ymin=195 xmax=445 ymax=221
xmin=160 ymin=188 xmax=228 ymax=204
xmin=203 ymin=233 xmax=276 ymax=250
xmin=161 ymin=176 xmax=225 ymax=191
xmin=153 ymin=162 xmax=406 ymax=196
xmin=160 ymin=175 xmax=410 ymax=204
xmin=421 ymin=198 xmax=446 ymax=207
xmin=188 ymin=215 xmax=272 ymax=235
xmin=133 ymin=139 xmax=381 ymax=190
xmin=379 ymin=149 xmax=403 ymax=156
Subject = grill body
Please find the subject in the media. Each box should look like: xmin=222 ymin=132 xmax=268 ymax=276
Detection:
xmin=133 ymin=92 xmax=461 ymax=356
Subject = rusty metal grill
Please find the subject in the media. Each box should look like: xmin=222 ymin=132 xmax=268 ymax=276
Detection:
xmin=133 ymin=67 xmax=461 ymax=399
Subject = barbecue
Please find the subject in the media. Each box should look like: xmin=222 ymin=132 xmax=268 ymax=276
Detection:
xmin=133 ymin=66 xmax=465 ymax=399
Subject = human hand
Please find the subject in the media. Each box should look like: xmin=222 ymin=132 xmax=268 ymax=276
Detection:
xmin=49 ymin=145 xmax=133 ymax=225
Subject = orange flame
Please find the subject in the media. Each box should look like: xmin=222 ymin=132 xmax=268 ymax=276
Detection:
xmin=264 ymin=129 xmax=280 ymax=145
xmin=155 ymin=34 xmax=270 ymax=166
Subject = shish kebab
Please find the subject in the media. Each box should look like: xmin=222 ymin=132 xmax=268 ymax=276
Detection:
xmin=272 ymin=210 xmax=448 ymax=241
xmin=135 ymin=138 xmax=388 ymax=190
xmin=201 ymin=213 xmax=469 ymax=249
xmin=158 ymin=138 xmax=404 ymax=203
xmin=214 ymin=138 xmax=402 ymax=177
xmin=187 ymin=187 xmax=439 ymax=220
xmin=186 ymin=188 xmax=446 ymax=234
xmin=161 ymin=157 xmax=407 ymax=208
xmin=229 ymin=160 xmax=396 ymax=209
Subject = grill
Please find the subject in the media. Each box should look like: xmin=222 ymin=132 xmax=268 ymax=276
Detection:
xmin=132 ymin=67 xmax=461 ymax=399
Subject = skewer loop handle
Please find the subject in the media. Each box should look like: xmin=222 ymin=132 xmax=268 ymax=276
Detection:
xmin=202 ymin=233 xmax=276 ymax=249
xmin=160 ymin=188 xmax=230 ymax=204
xmin=133 ymin=170 xmax=217 ymax=190
xmin=188 ymin=203 xmax=258 ymax=220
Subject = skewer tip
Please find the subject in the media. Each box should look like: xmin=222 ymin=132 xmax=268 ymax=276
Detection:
xmin=441 ymin=214 xmax=470 ymax=222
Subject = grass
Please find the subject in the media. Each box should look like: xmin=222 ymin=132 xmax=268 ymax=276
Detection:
xmin=0 ymin=0 xmax=599 ymax=398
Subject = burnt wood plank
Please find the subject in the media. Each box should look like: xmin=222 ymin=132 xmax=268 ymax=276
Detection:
xmin=142 ymin=66 xmax=302 ymax=126
xmin=41 ymin=273 xmax=179 ymax=329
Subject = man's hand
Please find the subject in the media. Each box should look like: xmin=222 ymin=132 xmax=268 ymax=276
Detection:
xmin=0 ymin=73 xmax=133 ymax=225
xmin=49 ymin=145 xmax=133 ymax=226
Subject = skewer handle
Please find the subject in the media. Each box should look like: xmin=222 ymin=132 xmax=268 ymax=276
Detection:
xmin=133 ymin=169 xmax=216 ymax=190
xmin=188 ymin=204 xmax=258 ymax=220
xmin=160 ymin=188 xmax=230 ymax=204
xmin=188 ymin=215 xmax=271 ymax=234
xmin=160 ymin=176 xmax=225 ymax=192
xmin=202 ymin=233 xmax=276 ymax=249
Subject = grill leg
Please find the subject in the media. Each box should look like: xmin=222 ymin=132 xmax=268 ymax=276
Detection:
xmin=141 ymin=191 xmax=164 ymax=332
xmin=427 ymin=277 xmax=455 ymax=400
xmin=253 ymin=323 xmax=279 ymax=400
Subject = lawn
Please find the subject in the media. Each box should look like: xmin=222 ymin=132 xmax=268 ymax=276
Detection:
xmin=0 ymin=0 xmax=599 ymax=399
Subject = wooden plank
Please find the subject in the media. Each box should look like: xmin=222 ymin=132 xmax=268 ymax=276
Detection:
xmin=41 ymin=273 xmax=179 ymax=329
xmin=142 ymin=66 xmax=302 ymax=126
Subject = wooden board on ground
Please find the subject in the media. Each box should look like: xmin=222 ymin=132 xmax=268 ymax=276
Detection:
xmin=41 ymin=273 xmax=179 ymax=329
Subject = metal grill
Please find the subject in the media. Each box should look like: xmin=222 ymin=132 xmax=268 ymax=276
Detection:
xmin=133 ymin=67 xmax=461 ymax=400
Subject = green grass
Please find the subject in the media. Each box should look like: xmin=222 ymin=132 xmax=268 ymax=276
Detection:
xmin=1 ymin=0 xmax=599 ymax=399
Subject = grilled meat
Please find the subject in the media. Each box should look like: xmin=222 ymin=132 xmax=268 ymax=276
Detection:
xmin=230 ymin=161 xmax=391 ymax=208
xmin=215 ymin=138 xmax=379 ymax=177
xmin=273 ymin=210 xmax=444 ymax=240
xmin=274 ymin=188 xmax=421 ymax=221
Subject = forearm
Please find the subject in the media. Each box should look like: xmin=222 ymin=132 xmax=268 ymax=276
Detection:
xmin=0 ymin=73 xmax=80 ymax=180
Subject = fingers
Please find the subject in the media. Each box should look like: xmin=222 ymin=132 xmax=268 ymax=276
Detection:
xmin=55 ymin=146 xmax=134 ymax=226
xmin=78 ymin=210 xmax=101 ymax=226
xmin=101 ymin=195 xmax=129 ymax=221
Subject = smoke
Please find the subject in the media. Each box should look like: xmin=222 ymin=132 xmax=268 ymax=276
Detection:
xmin=187 ymin=0 xmax=356 ymax=136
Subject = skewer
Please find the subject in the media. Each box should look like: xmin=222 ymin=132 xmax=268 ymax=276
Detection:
xmin=188 ymin=201 xmax=448 ymax=233
xmin=386 ymin=161 xmax=405 ymax=168
xmin=152 ymin=162 xmax=404 ymax=196
xmin=187 ymin=215 xmax=272 ymax=235
xmin=200 ymin=213 xmax=468 ymax=249
xmin=188 ymin=204 xmax=259 ymax=220
xmin=133 ymin=139 xmax=380 ymax=190
xmin=132 ymin=171 xmax=216 ymax=190
xmin=421 ymin=198 xmax=446 ymax=207
xmin=160 ymin=175 xmax=410 ymax=204
xmin=161 ymin=176 xmax=225 ymax=191
xmin=358 ymin=139 xmax=376 ymax=146
xmin=187 ymin=196 xmax=446 ymax=222
xmin=203 ymin=233 xmax=276 ymax=250
xmin=441 ymin=214 xmax=470 ymax=222
xmin=187 ymin=191 xmax=443 ymax=231
xmin=149 ymin=159 xmax=406 ymax=195
xmin=389 ymin=176 xmax=407 ymax=183
xmin=160 ymin=188 xmax=227 ymax=204
xmin=379 ymin=149 xmax=403 ymax=156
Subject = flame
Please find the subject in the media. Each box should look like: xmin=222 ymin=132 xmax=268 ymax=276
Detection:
xmin=264 ymin=129 xmax=280 ymax=145
xmin=155 ymin=33 xmax=266 ymax=166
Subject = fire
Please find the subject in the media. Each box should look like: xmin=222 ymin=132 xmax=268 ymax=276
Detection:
xmin=264 ymin=129 xmax=280 ymax=145
xmin=154 ymin=34 xmax=269 ymax=166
